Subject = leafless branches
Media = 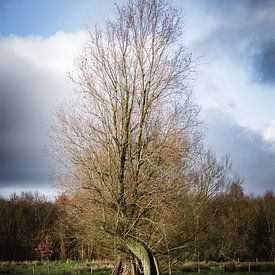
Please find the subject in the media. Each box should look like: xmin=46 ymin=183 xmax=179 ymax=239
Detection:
xmin=50 ymin=0 xmax=233 ymax=273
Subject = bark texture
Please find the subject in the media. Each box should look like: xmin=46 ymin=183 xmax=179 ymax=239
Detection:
xmin=126 ymin=237 xmax=159 ymax=275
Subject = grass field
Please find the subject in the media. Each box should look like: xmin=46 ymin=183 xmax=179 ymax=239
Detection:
xmin=1 ymin=261 xmax=275 ymax=274
xmin=0 ymin=260 xmax=112 ymax=274
xmin=172 ymin=262 xmax=275 ymax=274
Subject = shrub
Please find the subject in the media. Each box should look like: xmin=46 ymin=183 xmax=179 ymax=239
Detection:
xmin=75 ymin=267 xmax=91 ymax=274
xmin=0 ymin=265 xmax=15 ymax=274
xmin=224 ymin=262 xmax=237 ymax=272
xmin=180 ymin=263 xmax=198 ymax=272
xmin=198 ymin=263 xmax=210 ymax=270
xmin=250 ymin=262 xmax=275 ymax=272
xmin=239 ymin=263 xmax=249 ymax=271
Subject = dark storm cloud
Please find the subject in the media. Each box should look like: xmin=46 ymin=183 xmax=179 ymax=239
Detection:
xmin=0 ymin=32 xmax=82 ymax=195
xmin=188 ymin=0 xmax=275 ymax=85
xmin=204 ymin=110 xmax=275 ymax=194
xmin=0 ymin=47 xmax=58 ymax=188
xmin=254 ymin=42 xmax=275 ymax=84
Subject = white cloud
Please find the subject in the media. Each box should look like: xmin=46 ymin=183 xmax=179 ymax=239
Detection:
xmin=180 ymin=0 xmax=275 ymax=134
xmin=0 ymin=31 xmax=88 ymax=112
xmin=193 ymin=55 xmax=275 ymax=133
xmin=263 ymin=120 xmax=275 ymax=153
xmin=1 ymin=31 xmax=86 ymax=72
xmin=0 ymin=184 xmax=60 ymax=201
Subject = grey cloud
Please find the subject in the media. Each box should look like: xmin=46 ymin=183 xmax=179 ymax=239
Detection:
xmin=0 ymin=48 xmax=62 ymax=188
xmin=183 ymin=0 xmax=275 ymax=85
xmin=204 ymin=110 xmax=275 ymax=194
xmin=254 ymin=42 xmax=275 ymax=84
xmin=206 ymin=0 xmax=275 ymax=11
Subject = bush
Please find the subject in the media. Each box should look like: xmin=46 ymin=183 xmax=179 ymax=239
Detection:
xmin=180 ymin=263 xmax=198 ymax=272
xmin=198 ymin=263 xmax=210 ymax=270
xmin=250 ymin=262 xmax=275 ymax=272
xmin=75 ymin=267 xmax=91 ymax=274
xmin=93 ymin=268 xmax=112 ymax=275
xmin=239 ymin=263 xmax=249 ymax=271
xmin=0 ymin=265 xmax=15 ymax=274
xmin=224 ymin=262 xmax=237 ymax=272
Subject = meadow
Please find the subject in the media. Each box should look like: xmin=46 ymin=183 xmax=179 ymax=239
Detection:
xmin=171 ymin=262 xmax=275 ymax=274
xmin=1 ymin=261 xmax=275 ymax=274
xmin=0 ymin=260 xmax=111 ymax=275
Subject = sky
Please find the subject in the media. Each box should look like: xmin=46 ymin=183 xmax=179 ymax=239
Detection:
xmin=0 ymin=0 xmax=274 ymax=198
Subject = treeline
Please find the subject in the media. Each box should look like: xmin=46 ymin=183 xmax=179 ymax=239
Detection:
xmin=197 ymin=184 xmax=275 ymax=262
xmin=0 ymin=192 xmax=101 ymax=261
xmin=0 ymin=192 xmax=58 ymax=260
xmin=0 ymin=186 xmax=274 ymax=262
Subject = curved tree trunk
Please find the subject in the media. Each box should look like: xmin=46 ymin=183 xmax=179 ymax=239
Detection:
xmin=112 ymin=255 xmax=141 ymax=275
xmin=125 ymin=237 xmax=160 ymax=275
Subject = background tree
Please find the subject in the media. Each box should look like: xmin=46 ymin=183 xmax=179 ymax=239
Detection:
xmin=261 ymin=191 xmax=275 ymax=261
xmin=198 ymin=182 xmax=255 ymax=261
xmin=36 ymin=234 xmax=54 ymax=261
xmin=0 ymin=192 xmax=58 ymax=261
xmin=1 ymin=189 xmax=275 ymax=263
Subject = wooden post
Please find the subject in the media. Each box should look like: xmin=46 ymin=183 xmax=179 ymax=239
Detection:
xmin=32 ymin=266 xmax=35 ymax=275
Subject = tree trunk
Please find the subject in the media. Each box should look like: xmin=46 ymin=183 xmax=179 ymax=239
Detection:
xmin=112 ymin=259 xmax=123 ymax=275
xmin=59 ymin=235 xmax=66 ymax=261
xmin=125 ymin=237 xmax=159 ymax=275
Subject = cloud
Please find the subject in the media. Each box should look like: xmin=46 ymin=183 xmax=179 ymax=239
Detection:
xmin=178 ymin=0 xmax=275 ymax=133
xmin=204 ymin=109 xmax=275 ymax=194
xmin=0 ymin=185 xmax=59 ymax=201
xmin=263 ymin=120 xmax=275 ymax=153
xmin=0 ymin=2 xmax=274 ymax=198
xmin=0 ymin=31 xmax=85 ymax=193
xmin=176 ymin=0 xmax=275 ymax=194
xmin=254 ymin=42 xmax=275 ymax=84
xmin=182 ymin=0 xmax=275 ymax=85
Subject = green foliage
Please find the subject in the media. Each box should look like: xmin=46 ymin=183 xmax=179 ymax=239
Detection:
xmin=0 ymin=261 xmax=112 ymax=275
xmin=2 ymin=260 xmax=275 ymax=274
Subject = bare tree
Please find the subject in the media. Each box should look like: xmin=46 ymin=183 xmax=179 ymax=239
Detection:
xmin=51 ymin=0 xmax=231 ymax=273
